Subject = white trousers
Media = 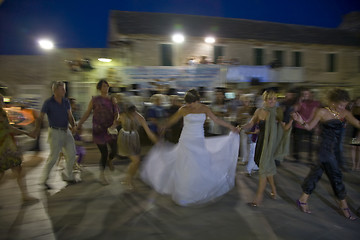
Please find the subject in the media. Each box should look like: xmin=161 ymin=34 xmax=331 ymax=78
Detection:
xmin=239 ymin=130 xmax=250 ymax=162
xmin=41 ymin=128 xmax=76 ymax=183
xmin=246 ymin=142 xmax=259 ymax=174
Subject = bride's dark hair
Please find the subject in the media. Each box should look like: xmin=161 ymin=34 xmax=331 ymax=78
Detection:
xmin=184 ymin=89 xmax=200 ymax=103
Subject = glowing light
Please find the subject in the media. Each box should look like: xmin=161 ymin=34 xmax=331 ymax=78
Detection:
xmin=172 ymin=33 xmax=185 ymax=43
xmin=205 ymin=37 xmax=216 ymax=43
xmin=38 ymin=39 xmax=54 ymax=50
xmin=98 ymin=58 xmax=112 ymax=62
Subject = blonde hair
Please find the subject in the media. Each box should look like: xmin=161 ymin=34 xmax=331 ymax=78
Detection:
xmin=150 ymin=94 xmax=164 ymax=104
xmin=262 ymin=90 xmax=277 ymax=101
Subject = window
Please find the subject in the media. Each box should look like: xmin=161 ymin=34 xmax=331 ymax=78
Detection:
xmin=292 ymin=51 xmax=302 ymax=67
xmin=254 ymin=48 xmax=264 ymax=65
xmin=327 ymin=53 xmax=337 ymax=72
xmin=214 ymin=46 xmax=224 ymax=64
xmin=160 ymin=44 xmax=173 ymax=66
xmin=273 ymin=50 xmax=284 ymax=66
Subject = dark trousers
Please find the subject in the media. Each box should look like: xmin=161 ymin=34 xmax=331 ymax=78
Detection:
xmin=97 ymin=139 xmax=117 ymax=170
xmin=301 ymin=149 xmax=346 ymax=200
xmin=293 ymin=127 xmax=314 ymax=161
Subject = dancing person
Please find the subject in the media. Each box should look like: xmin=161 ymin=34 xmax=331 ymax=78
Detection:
xmin=145 ymin=94 xmax=167 ymax=135
xmin=115 ymin=103 xmax=157 ymax=189
xmin=245 ymin=124 xmax=260 ymax=176
xmin=26 ymin=106 xmax=42 ymax=154
xmin=68 ymin=97 xmax=85 ymax=170
xmin=280 ymin=88 xmax=299 ymax=125
xmin=32 ymin=81 xmax=78 ymax=189
xmin=73 ymin=127 xmax=85 ymax=171
xmin=164 ymin=95 xmax=183 ymax=143
xmin=0 ymin=94 xmax=38 ymax=203
xmin=209 ymin=90 xmax=228 ymax=136
xmin=350 ymin=97 xmax=360 ymax=171
xmin=141 ymin=89 xmax=240 ymax=206
xmin=292 ymin=88 xmax=320 ymax=163
xmin=69 ymin=97 xmax=81 ymax=121
xmin=239 ymin=90 xmax=293 ymax=206
xmin=292 ymin=88 xmax=359 ymax=220
xmin=77 ymin=79 xmax=118 ymax=185
xmin=236 ymin=94 xmax=255 ymax=164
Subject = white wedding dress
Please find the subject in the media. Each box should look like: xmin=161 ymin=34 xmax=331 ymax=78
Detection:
xmin=140 ymin=113 xmax=240 ymax=206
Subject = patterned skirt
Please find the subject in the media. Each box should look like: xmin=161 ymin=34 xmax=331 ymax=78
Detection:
xmin=117 ymin=129 xmax=141 ymax=156
xmin=0 ymin=135 xmax=22 ymax=171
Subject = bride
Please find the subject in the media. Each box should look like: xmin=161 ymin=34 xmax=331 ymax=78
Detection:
xmin=140 ymin=89 xmax=240 ymax=206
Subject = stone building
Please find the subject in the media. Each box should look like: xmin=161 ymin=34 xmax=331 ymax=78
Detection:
xmin=108 ymin=11 xmax=360 ymax=87
xmin=1 ymin=11 xmax=360 ymax=104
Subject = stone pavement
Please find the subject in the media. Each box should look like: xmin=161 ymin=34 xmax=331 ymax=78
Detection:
xmin=1 ymin=144 xmax=360 ymax=240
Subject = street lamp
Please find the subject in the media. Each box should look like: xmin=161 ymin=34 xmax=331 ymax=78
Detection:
xmin=37 ymin=39 xmax=55 ymax=85
xmin=172 ymin=33 xmax=185 ymax=43
xmin=98 ymin=48 xmax=112 ymax=62
xmin=205 ymin=37 xmax=216 ymax=44
xmin=172 ymin=33 xmax=185 ymax=65
xmin=98 ymin=57 xmax=112 ymax=62
xmin=38 ymin=39 xmax=54 ymax=50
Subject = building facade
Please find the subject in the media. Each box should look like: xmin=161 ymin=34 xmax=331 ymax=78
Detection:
xmin=108 ymin=11 xmax=360 ymax=86
xmin=1 ymin=11 xmax=360 ymax=104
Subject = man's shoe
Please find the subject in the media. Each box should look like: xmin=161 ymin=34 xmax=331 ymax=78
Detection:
xmin=62 ymin=172 xmax=78 ymax=184
xmin=40 ymin=182 xmax=52 ymax=190
xmin=64 ymin=179 xmax=77 ymax=184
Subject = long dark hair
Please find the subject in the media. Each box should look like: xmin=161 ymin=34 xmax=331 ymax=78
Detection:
xmin=184 ymin=88 xmax=200 ymax=103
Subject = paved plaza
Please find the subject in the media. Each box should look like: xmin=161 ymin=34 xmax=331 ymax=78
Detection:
xmin=1 ymin=141 xmax=360 ymax=240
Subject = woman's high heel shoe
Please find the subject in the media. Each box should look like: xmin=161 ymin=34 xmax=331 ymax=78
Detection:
xmin=121 ymin=180 xmax=135 ymax=190
xmin=270 ymin=192 xmax=277 ymax=200
xmin=247 ymin=202 xmax=258 ymax=207
xmin=341 ymin=208 xmax=357 ymax=220
xmin=296 ymin=200 xmax=311 ymax=214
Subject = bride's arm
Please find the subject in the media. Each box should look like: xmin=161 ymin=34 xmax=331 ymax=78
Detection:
xmin=135 ymin=112 xmax=157 ymax=143
xmin=205 ymin=105 xmax=239 ymax=132
xmin=164 ymin=107 xmax=185 ymax=129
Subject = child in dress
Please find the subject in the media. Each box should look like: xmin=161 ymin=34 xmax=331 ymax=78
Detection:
xmin=73 ymin=127 xmax=86 ymax=171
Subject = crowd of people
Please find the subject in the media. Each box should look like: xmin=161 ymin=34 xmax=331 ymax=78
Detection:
xmin=1 ymin=79 xmax=359 ymax=220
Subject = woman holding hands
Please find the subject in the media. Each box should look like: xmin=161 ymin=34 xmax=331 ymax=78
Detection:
xmin=292 ymin=88 xmax=358 ymax=220
xmin=141 ymin=89 xmax=240 ymax=206
xmin=239 ymin=90 xmax=293 ymax=206
xmin=116 ymin=102 xmax=157 ymax=189
xmin=77 ymin=79 xmax=118 ymax=185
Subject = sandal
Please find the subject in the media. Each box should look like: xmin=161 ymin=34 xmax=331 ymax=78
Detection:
xmin=270 ymin=192 xmax=277 ymax=200
xmin=341 ymin=208 xmax=357 ymax=220
xmin=121 ymin=180 xmax=135 ymax=190
xmin=296 ymin=200 xmax=311 ymax=214
xmin=247 ymin=202 xmax=258 ymax=207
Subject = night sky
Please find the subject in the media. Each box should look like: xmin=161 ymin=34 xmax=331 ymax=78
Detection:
xmin=1 ymin=0 xmax=360 ymax=55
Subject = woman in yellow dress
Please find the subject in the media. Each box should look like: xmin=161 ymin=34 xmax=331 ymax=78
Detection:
xmin=0 ymin=94 xmax=37 ymax=203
